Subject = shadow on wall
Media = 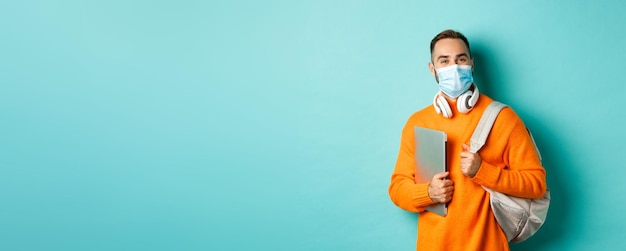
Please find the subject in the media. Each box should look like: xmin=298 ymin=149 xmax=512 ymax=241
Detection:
xmin=472 ymin=43 xmax=576 ymax=250
xmin=471 ymin=45 xmax=502 ymax=101
xmin=510 ymin=126 xmax=572 ymax=250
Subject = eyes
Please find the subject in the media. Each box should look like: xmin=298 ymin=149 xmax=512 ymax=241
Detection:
xmin=437 ymin=56 xmax=469 ymax=66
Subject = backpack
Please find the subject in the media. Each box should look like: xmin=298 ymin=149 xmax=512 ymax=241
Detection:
xmin=469 ymin=101 xmax=551 ymax=243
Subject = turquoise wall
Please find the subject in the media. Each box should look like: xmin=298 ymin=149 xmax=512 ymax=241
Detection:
xmin=2 ymin=0 xmax=625 ymax=250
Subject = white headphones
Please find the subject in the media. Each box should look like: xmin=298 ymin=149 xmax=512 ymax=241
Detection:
xmin=433 ymin=85 xmax=480 ymax=118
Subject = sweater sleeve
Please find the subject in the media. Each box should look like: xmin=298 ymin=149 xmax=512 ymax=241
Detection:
xmin=471 ymin=112 xmax=547 ymax=199
xmin=388 ymin=119 xmax=436 ymax=212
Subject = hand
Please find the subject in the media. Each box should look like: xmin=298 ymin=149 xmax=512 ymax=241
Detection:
xmin=460 ymin=144 xmax=482 ymax=178
xmin=428 ymin=172 xmax=454 ymax=204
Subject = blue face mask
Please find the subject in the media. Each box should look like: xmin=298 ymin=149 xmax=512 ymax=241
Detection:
xmin=435 ymin=64 xmax=473 ymax=98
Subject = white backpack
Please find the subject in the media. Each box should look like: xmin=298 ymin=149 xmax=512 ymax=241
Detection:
xmin=469 ymin=101 xmax=550 ymax=243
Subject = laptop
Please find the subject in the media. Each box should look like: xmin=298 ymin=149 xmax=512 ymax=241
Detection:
xmin=414 ymin=126 xmax=448 ymax=216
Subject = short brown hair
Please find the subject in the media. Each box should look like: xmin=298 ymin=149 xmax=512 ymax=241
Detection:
xmin=430 ymin=29 xmax=472 ymax=59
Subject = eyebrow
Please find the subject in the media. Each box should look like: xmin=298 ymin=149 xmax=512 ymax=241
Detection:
xmin=436 ymin=53 xmax=469 ymax=61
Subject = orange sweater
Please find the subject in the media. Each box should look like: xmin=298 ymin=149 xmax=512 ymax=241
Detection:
xmin=388 ymin=94 xmax=547 ymax=251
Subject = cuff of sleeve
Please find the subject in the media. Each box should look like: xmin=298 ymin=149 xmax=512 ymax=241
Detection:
xmin=471 ymin=161 xmax=502 ymax=188
xmin=412 ymin=183 xmax=435 ymax=208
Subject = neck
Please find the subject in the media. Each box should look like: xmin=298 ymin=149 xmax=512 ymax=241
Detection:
xmin=441 ymin=93 xmax=458 ymax=103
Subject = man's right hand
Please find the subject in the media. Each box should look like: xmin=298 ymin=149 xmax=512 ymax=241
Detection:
xmin=428 ymin=171 xmax=454 ymax=204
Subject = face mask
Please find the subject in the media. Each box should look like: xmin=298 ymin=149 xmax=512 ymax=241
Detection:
xmin=435 ymin=64 xmax=473 ymax=98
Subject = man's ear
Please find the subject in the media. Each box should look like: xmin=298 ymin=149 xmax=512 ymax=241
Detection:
xmin=428 ymin=62 xmax=436 ymax=77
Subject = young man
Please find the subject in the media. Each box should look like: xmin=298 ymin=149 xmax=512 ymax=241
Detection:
xmin=388 ymin=30 xmax=547 ymax=250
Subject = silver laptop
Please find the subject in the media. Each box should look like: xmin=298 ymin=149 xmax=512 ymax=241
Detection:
xmin=414 ymin=126 xmax=447 ymax=216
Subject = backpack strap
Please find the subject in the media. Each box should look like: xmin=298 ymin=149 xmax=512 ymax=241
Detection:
xmin=469 ymin=101 xmax=508 ymax=153
xmin=470 ymin=100 xmax=550 ymax=242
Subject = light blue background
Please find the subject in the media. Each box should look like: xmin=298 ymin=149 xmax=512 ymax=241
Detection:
xmin=2 ymin=1 xmax=625 ymax=250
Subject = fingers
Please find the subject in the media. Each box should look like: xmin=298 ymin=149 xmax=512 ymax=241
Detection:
xmin=431 ymin=172 xmax=452 ymax=187
xmin=433 ymin=171 xmax=450 ymax=180
xmin=460 ymin=144 xmax=475 ymax=158
xmin=441 ymin=179 xmax=454 ymax=187
xmin=428 ymin=172 xmax=454 ymax=204
xmin=459 ymin=143 xmax=482 ymax=178
xmin=441 ymin=187 xmax=454 ymax=203
xmin=429 ymin=184 xmax=454 ymax=204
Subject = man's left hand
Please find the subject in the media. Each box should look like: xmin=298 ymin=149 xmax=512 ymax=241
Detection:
xmin=460 ymin=144 xmax=482 ymax=178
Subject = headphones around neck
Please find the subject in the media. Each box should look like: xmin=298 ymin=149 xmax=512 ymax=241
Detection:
xmin=433 ymin=85 xmax=480 ymax=118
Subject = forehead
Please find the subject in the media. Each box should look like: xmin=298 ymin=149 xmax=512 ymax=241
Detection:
xmin=432 ymin=38 xmax=470 ymax=58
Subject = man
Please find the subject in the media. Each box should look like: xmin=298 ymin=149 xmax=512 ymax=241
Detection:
xmin=388 ymin=30 xmax=547 ymax=250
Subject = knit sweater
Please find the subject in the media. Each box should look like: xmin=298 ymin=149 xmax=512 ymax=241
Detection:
xmin=388 ymin=94 xmax=547 ymax=251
